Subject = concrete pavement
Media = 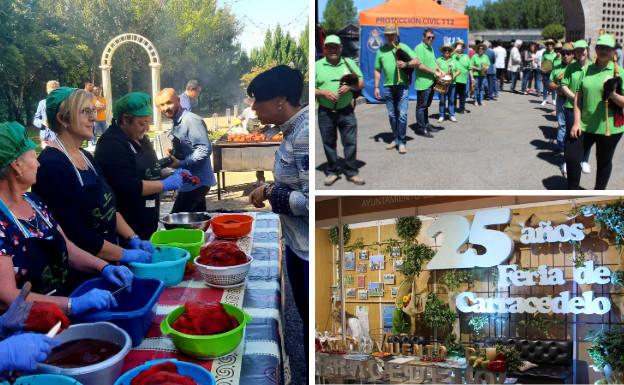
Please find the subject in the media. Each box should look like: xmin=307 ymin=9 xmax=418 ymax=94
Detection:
xmin=315 ymin=90 xmax=624 ymax=190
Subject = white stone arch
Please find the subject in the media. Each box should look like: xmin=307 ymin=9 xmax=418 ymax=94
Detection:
xmin=100 ymin=33 xmax=162 ymax=129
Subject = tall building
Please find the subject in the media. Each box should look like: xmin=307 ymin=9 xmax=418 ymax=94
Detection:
xmin=562 ymin=0 xmax=624 ymax=46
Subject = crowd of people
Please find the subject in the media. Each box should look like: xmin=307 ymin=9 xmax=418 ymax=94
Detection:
xmin=0 ymin=65 xmax=309 ymax=374
xmin=315 ymin=27 xmax=624 ymax=189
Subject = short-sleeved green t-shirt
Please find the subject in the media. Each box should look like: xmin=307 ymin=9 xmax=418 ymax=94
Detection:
xmin=315 ymin=57 xmax=363 ymax=109
xmin=414 ymin=42 xmax=437 ymax=91
xmin=549 ymin=63 xmax=567 ymax=86
xmin=452 ymin=53 xmax=470 ymax=84
xmin=470 ymin=54 xmax=490 ymax=77
xmin=542 ymin=50 xmax=557 ymax=72
xmin=579 ymin=61 xmax=624 ymax=135
xmin=561 ymin=60 xmax=588 ymax=109
xmin=436 ymin=57 xmax=456 ymax=84
xmin=374 ymin=43 xmax=416 ymax=87
xmin=553 ymin=56 xmax=562 ymax=69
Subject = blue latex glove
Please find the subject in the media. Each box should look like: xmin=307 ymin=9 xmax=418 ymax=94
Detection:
xmin=162 ymin=173 xmax=183 ymax=191
xmin=173 ymin=168 xmax=191 ymax=176
xmin=128 ymin=236 xmax=154 ymax=253
xmin=70 ymin=288 xmax=117 ymax=315
xmin=120 ymin=248 xmax=152 ymax=264
xmin=0 ymin=333 xmax=59 ymax=372
xmin=0 ymin=282 xmax=32 ymax=338
xmin=101 ymin=264 xmax=134 ymax=292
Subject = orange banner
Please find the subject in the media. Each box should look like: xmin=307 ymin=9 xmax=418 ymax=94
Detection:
xmin=359 ymin=0 xmax=469 ymax=29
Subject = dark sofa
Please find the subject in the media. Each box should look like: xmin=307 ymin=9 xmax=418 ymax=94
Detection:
xmin=486 ymin=338 xmax=574 ymax=384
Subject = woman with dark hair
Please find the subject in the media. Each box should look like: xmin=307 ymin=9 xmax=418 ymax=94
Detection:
xmin=247 ymin=65 xmax=309 ymax=358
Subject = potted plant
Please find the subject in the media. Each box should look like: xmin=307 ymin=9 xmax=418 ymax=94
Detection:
xmin=587 ymin=328 xmax=624 ymax=384
xmin=423 ymin=292 xmax=457 ymax=343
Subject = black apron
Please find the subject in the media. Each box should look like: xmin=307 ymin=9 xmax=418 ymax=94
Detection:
xmin=128 ymin=138 xmax=160 ymax=240
xmin=79 ymin=167 xmax=118 ymax=246
xmin=0 ymin=196 xmax=71 ymax=296
xmin=54 ymin=139 xmax=119 ymax=248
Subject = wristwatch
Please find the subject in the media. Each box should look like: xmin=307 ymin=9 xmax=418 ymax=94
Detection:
xmin=66 ymin=298 xmax=72 ymax=315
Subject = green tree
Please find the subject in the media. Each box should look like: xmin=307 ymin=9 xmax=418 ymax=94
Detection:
xmin=466 ymin=0 xmax=564 ymax=32
xmin=542 ymin=23 xmax=566 ymax=40
xmin=322 ymin=0 xmax=357 ymax=33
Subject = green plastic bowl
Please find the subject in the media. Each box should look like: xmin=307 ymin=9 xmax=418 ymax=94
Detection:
xmin=160 ymin=303 xmax=252 ymax=359
xmin=150 ymin=229 xmax=205 ymax=257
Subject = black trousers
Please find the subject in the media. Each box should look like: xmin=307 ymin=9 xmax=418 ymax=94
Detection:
xmin=171 ymin=186 xmax=209 ymax=213
xmin=565 ymin=122 xmax=623 ymax=189
xmin=455 ymin=83 xmax=467 ymax=111
xmin=416 ymin=86 xmax=434 ymax=130
xmin=285 ymin=245 xmax=308 ymax=362
xmin=496 ymin=68 xmax=506 ymax=90
xmin=317 ymin=105 xmax=359 ymax=177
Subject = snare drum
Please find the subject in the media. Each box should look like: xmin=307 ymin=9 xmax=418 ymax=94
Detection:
xmin=433 ymin=76 xmax=453 ymax=94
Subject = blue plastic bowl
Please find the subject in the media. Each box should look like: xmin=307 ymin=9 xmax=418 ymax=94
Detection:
xmin=114 ymin=359 xmax=216 ymax=385
xmin=69 ymin=277 xmax=164 ymax=347
xmin=128 ymin=246 xmax=190 ymax=287
xmin=1 ymin=374 xmax=83 ymax=385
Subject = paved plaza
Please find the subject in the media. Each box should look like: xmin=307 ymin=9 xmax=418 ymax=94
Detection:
xmin=315 ymin=90 xmax=624 ymax=190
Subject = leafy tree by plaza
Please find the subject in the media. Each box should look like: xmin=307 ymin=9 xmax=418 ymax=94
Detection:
xmin=542 ymin=24 xmax=566 ymax=41
xmin=465 ymin=0 xmax=564 ymax=32
xmin=322 ymin=0 xmax=357 ymax=34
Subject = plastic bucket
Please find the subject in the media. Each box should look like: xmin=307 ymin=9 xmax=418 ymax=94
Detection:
xmin=36 ymin=322 xmax=131 ymax=385
xmin=69 ymin=277 xmax=164 ymax=347
xmin=2 ymin=375 xmax=83 ymax=385
xmin=128 ymin=246 xmax=190 ymax=287
xmin=150 ymin=229 xmax=205 ymax=257
xmin=114 ymin=359 xmax=216 ymax=385
xmin=160 ymin=303 xmax=252 ymax=359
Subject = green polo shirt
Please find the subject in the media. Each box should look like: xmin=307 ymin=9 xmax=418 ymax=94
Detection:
xmin=542 ymin=50 xmax=557 ymax=72
xmin=436 ymin=57 xmax=456 ymax=84
xmin=579 ymin=61 xmax=624 ymax=135
xmin=561 ymin=60 xmax=588 ymax=109
xmin=374 ymin=43 xmax=416 ymax=87
xmin=470 ymin=54 xmax=490 ymax=77
xmin=549 ymin=63 xmax=567 ymax=86
xmin=553 ymin=56 xmax=562 ymax=68
xmin=414 ymin=42 xmax=437 ymax=91
xmin=315 ymin=57 xmax=363 ymax=109
xmin=452 ymin=53 xmax=470 ymax=84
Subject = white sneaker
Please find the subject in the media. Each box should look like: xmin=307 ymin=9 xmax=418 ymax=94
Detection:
xmin=438 ymin=117 xmax=445 ymax=123
xmin=449 ymin=116 xmax=457 ymax=122
xmin=581 ymin=162 xmax=591 ymax=174
xmin=540 ymin=100 xmax=547 ymax=106
xmin=560 ymin=162 xmax=567 ymax=175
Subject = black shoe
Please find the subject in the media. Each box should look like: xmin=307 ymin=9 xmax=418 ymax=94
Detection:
xmin=428 ymin=126 xmax=442 ymax=132
xmin=417 ymin=130 xmax=434 ymax=138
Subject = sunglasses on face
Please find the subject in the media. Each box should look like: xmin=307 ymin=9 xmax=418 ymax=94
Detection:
xmin=562 ymin=51 xmax=573 ymax=55
xmin=425 ymin=36 xmax=435 ymax=40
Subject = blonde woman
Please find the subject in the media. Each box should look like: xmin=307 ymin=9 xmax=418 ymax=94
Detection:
xmin=32 ymin=88 xmax=153 ymax=279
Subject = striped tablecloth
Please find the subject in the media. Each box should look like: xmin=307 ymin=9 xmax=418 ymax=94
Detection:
xmin=122 ymin=212 xmax=286 ymax=385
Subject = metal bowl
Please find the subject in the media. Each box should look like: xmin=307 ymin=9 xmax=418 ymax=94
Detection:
xmin=160 ymin=212 xmax=212 ymax=230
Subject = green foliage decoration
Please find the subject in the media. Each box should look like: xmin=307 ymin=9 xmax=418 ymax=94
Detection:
xmin=423 ymin=293 xmax=457 ymax=330
xmin=399 ymin=243 xmax=434 ymax=277
xmin=587 ymin=328 xmax=624 ymax=371
xmin=441 ymin=270 xmax=473 ymax=291
xmin=392 ymin=307 xmax=411 ymax=335
xmin=329 ymin=224 xmax=350 ymax=246
xmin=396 ymin=216 xmax=423 ymax=243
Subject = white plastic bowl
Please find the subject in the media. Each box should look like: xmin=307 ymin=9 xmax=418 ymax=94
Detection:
xmin=193 ymin=255 xmax=253 ymax=286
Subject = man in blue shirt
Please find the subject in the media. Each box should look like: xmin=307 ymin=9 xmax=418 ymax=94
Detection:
xmin=179 ymin=79 xmax=201 ymax=112
xmin=485 ymin=41 xmax=497 ymax=100
xmin=33 ymin=80 xmax=59 ymax=148
xmin=155 ymin=88 xmax=216 ymax=213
